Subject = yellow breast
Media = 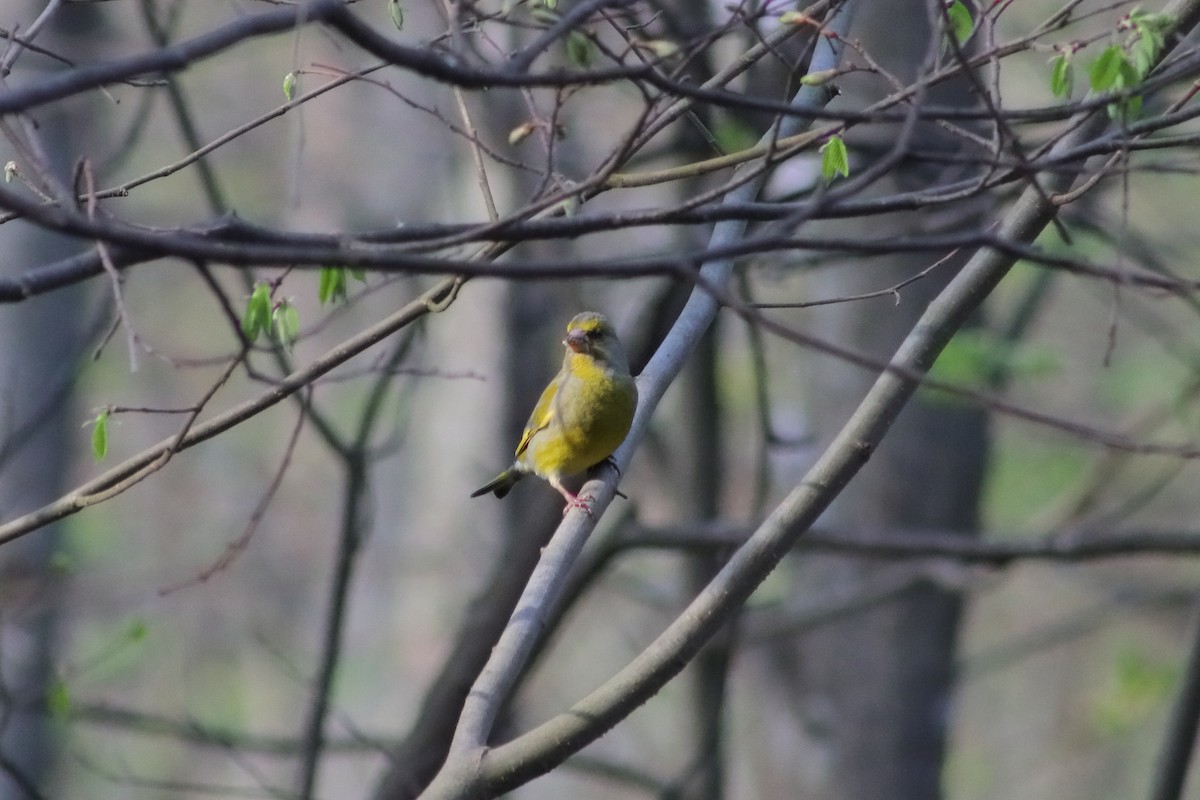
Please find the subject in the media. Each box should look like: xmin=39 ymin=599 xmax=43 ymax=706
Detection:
xmin=522 ymin=353 xmax=637 ymax=480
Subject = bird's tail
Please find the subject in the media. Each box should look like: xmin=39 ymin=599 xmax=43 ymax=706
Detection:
xmin=470 ymin=468 xmax=523 ymax=499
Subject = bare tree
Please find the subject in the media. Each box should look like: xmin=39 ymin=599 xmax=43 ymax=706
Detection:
xmin=3 ymin=1 xmax=1200 ymax=799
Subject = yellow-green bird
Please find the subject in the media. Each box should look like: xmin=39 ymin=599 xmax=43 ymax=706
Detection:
xmin=471 ymin=311 xmax=638 ymax=515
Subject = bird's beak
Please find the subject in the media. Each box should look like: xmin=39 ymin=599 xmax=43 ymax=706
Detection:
xmin=564 ymin=329 xmax=589 ymax=354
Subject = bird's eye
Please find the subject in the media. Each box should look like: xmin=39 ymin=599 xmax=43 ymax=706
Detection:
xmin=586 ymin=329 xmax=602 ymax=339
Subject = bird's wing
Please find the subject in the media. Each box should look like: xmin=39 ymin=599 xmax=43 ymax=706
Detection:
xmin=514 ymin=375 xmax=559 ymax=457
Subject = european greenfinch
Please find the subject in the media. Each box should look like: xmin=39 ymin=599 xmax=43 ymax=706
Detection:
xmin=471 ymin=311 xmax=638 ymax=515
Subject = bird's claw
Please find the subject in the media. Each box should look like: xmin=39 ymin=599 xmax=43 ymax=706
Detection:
xmin=602 ymin=456 xmax=623 ymax=480
xmin=562 ymin=494 xmax=596 ymax=517
xmin=600 ymin=458 xmax=628 ymax=499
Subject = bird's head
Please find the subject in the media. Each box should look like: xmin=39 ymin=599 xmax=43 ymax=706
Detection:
xmin=563 ymin=312 xmax=629 ymax=371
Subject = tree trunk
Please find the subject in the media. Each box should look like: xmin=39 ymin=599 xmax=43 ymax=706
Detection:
xmin=743 ymin=1 xmax=989 ymax=797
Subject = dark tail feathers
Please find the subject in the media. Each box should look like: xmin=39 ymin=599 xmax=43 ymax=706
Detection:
xmin=470 ymin=468 xmax=523 ymax=499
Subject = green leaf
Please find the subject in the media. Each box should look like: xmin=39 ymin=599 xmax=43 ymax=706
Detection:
xmin=946 ymin=0 xmax=974 ymax=44
xmin=387 ymin=0 xmax=404 ymax=30
xmin=1092 ymin=648 xmax=1176 ymax=735
xmin=1117 ymin=57 xmax=1140 ymax=86
xmin=1114 ymin=92 xmax=1143 ymax=120
xmin=927 ymin=329 xmax=1059 ymax=397
xmin=1120 ymin=11 xmax=1172 ymax=81
xmin=126 ymin=618 xmax=149 ymax=642
xmin=642 ymin=40 xmax=678 ymax=59
xmin=318 ymin=268 xmax=334 ymax=305
xmin=508 ymin=121 xmax=536 ymax=145
xmin=49 ymin=551 xmax=74 ymax=574
xmin=819 ymin=135 xmax=849 ymax=183
xmin=1131 ymin=36 xmax=1155 ymax=77
xmin=1088 ymin=45 xmax=1126 ymax=91
xmin=349 ymin=268 xmax=367 ymax=283
xmin=1050 ymin=53 xmax=1073 ymax=98
xmin=272 ymin=301 xmax=301 ymax=351
xmin=283 ymin=71 xmax=296 ymax=102
xmin=242 ymin=283 xmax=272 ymax=341
xmin=711 ymin=118 xmax=759 ymax=155
xmin=318 ymin=267 xmax=348 ymax=305
xmin=1130 ymin=9 xmax=1173 ymax=56
xmin=565 ymin=30 xmax=594 ymax=67
xmin=530 ymin=5 xmax=558 ymax=25
xmin=984 ymin=438 xmax=1088 ymax=529
xmin=800 ymin=69 xmax=838 ymax=86
xmin=553 ymin=195 xmax=580 ymax=217
xmin=46 ymin=679 xmax=71 ymax=719
xmin=929 ymin=330 xmax=1003 ymax=388
xmin=91 ymin=410 xmax=109 ymax=462
xmin=1107 ymin=58 xmax=1144 ymax=120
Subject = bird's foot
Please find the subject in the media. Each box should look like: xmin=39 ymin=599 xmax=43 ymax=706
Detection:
xmin=600 ymin=457 xmax=628 ymax=499
xmin=601 ymin=456 xmax=623 ymax=479
xmin=562 ymin=494 xmax=595 ymax=517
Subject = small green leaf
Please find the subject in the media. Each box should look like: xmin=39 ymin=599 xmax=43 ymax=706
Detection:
xmin=1108 ymin=57 xmax=1144 ymax=120
xmin=508 ymin=121 xmax=536 ymax=145
xmin=819 ymin=135 xmax=849 ymax=183
xmin=927 ymin=329 xmax=1058 ymax=403
xmin=46 ymin=679 xmax=71 ymax=719
xmin=1117 ymin=57 xmax=1140 ymax=86
xmin=126 ymin=618 xmax=149 ymax=642
xmin=1113 ymin=92 xmax=1142 ymax=120
xmin=565 ymin=30 xmax=594 ymax=67
xmin=318 ymin=267 xmax=348 ymax=305
xmin=711 ymin=119 xmax=758 ymax=155
xmin=530 ymin=5 xmax=558 ymax=25
xmin=1144 ymin=24 xmax=1167 ymax=54
xmin=91 ymin=410 xmax=109 ymax=462
xmin=800 ymin=69 xmax=838 ymax=86
xmin=49 ymin=551 xmax=74 ymax=574
xmin=1145 ymin=22 xmax=1168 ymax=50
xmin=1119 ymin=11 xmax=1172 ymax=80
xmin=946 ymin=0 xmax=974 ymax=44
xmin=242 ymin=283 xmax=272 ymax=341
xmin=272 ymin=301 xmax=301 ymax=351
xmin=318 ymin=268 xmax=334 ymax=305
xmin=557 ymin=195 xmax=581 ymax=217
xmin=1089 ymin=45 xmax=1126 ymax=91
xmin=1092 ymin=648 xmax=1176 ymax=735
xmin=283 ymin=72 xmax=297 ymax=102
xmin=640 ymin=39 xmax=679 ymax=59
xmin=348 ymin=268 xmax=367 ymax=283
xmin=1050 ymin=53 xmax=1073 ymax=98
xmin=1130 ymin=10 xmax=1173 ymax=56
xmin=1132 ymin=37 xmax=1155 ymax=77
xmin=387 ymin=0 xmax=404 ymax=30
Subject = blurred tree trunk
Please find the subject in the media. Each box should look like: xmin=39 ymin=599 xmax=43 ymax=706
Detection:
xmin=368 ymin=74 xmax=571 ymax=799
xmin=0 ymin=7 xmax=107 ymax=798
xmin=681 ymin=324 xmax=731 ymax=800
xmin=752 ymin=2 xmax=988 ymax=797
xmin=0 ymin=247 xmax=79 ymax=800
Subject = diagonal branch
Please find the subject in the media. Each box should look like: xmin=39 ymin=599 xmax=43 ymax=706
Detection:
xmin=0 ymin=278 xmax=459 ymax=547
xmin=417 ymin=3 xmax=859 ymax=798
xmin=469 ymin=0 xmax=1200 ymax=794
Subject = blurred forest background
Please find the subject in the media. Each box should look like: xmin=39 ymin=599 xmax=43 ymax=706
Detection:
xmin=3 ymin=0 xmax=1200 ymax=799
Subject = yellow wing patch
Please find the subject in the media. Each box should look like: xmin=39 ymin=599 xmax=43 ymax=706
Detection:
xmin=515 ymin=376 xmax=559 ymax=457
